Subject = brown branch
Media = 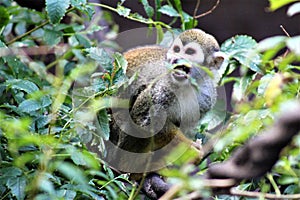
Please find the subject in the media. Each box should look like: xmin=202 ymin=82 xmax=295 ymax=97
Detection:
xmin=193 ymin=0 xmax=201 ymax=20
xmin=194 ymin=0 xmax=220 ymax=19
xmin=230 ymin=187 xmax=300 ymax=199
xmin=207 ymin=102 xmax=300 ymax=180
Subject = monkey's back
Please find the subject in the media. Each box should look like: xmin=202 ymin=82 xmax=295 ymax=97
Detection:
xmin=123 ymin=46 xmax=168 ymax=77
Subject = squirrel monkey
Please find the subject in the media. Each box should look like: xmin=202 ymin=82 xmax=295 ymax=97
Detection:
xmin=106 ymin=29 xmax=225 ymax=174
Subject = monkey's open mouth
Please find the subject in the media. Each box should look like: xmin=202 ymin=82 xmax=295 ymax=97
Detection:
xmin=173 ymin=65 xmax=191 ymax=80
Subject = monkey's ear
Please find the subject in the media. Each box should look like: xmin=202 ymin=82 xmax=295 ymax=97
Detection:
xmin=212 ymin=51 xmax=226 ymax=68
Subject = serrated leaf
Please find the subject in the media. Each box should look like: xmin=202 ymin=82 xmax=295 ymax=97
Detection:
xmin=96 ymin=109 xmax=110 ymax=140
xmin=269 ymin=0 xmax=298 ymax=11
xmin=221 ymin=35 xmax=262 ymax=73
xmin=287 ymin=2 xmax=300 ymax=16
xmin=0 ymin=6 xmax=10 ymax=29
xmin=85 ymin=47 xmax=113 ymax=70
xmin=46 ymin=0 xmax=70 ymax=24
xmin=221 ymin=35 xmax=257 ymax=53
xmin=7 ymin=79 xmax=39 ymax=93
xmin=71 ymin=0 xmax=87 ymax=7
xmin=18 ymin=99 xmax=41 ymax=113
xmin=140 ymin=0 xmax=154 ymax=18
xmin=116 ymin=4 xmax=131 ymax=17
xmin=6 ymin=176 xmax=26 ymax=200
xmin=158 ymin=5 xmax=180 ymax=17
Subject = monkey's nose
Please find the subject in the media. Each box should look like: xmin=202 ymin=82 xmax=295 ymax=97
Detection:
xmin=171 ymin=58 xmax=179 ymax=64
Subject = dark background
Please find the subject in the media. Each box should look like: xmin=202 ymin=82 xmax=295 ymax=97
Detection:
xmin=101 ymin=0 xmax=300 ymax=43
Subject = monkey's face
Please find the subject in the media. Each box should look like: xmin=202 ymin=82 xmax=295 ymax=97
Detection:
xmin=167 ymin=37 xmax=205 ymax=64
xmin=166 ymin=30 xmax=225 ymax=84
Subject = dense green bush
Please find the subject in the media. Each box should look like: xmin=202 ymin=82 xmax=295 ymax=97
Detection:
xmin=0 ymin=0 xmax=299 ymax=199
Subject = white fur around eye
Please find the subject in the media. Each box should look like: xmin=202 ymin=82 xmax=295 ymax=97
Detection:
xmin=183 ymin=42 xmax=204 ymax=64
xmin=167 ymin=38 xmax=184 ymax=61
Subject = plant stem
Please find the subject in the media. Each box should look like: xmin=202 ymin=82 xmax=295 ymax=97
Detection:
xmin=89 ymin=2 xmax=171 ymax=29
xmin=7 ymin=20 xmax=49 ymax=45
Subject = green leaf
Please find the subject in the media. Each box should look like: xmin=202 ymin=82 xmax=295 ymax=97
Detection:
xmin=46 ymin=0 xmax=70 ymax=24
xmin=113 ymin=52 xmax=127 ymax=73
xmin=0 ymin=6 xmax=9 ymax=29
xmin=0 ymin=167 xmax=22 ymax=177
xmin=7 ymin=79 xmax=39 ymax=94
xmin=96 ymin=109 xmax=110 ymax=141
xmin=85 ymin=47 xmax=113 ymax=71
xmin=44 ymin=28 xmax=63 ymax=46
xmin=287 ymin=2 xmax=300 ymax=16
xmin=269 ymin=0 xmax=298 ymax=11
xmin=286 ymin=36 xmax=300 ymax=55
xmin=6 ymin=176 xmax=26 ymax=200
xmin=15 ymin=22 xmax=26 ymax=35
xmin=232 ymin=76 xmax=251 ymax=102
xmin=75 ymin=34 xmax=91 ymax=48
xmin=173 ymin=0 xmax=183 ymax=14
xmin=71 ymin=0 xmax=87 ymax=7
xmin=140 ymin=0 xmax=154 ymax=18
xmin=221 ymin=35 xmax=262 ymax=73
xmin=116 ymin=4 xmax=131 ymax=17
xmin=200 ymin=99 xmax=227 ymax=130
xmin=18 ymin=99 xmax=41 ymax=113
xmin=257 ymin=36 xmax=287 ymax=52
xmin=56 ymin=162 xmax=87 ymax=185
xmin=158 ymin=5 xmax=180 ymax=17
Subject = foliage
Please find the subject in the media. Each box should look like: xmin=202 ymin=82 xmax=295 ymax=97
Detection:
xmin=0 ymin=0 xmax=299 ymax=199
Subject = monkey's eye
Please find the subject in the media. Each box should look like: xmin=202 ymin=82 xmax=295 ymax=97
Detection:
xmin=185 ymin=48 xmax=196 ymax=55
xmin=173 ymin=45 xmax=180 ymax=53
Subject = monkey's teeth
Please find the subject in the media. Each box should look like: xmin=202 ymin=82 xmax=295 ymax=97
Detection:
xmin=174 ymin=65 xmax=191 ymax=74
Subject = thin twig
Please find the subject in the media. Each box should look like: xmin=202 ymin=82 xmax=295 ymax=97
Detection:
xmin=280 ymin=25 xmax=291 ymax=57
xmin=7 ymin=7 xmax=76 ymax=45
xmin=7 ymin=20 xmax=49 ymax=45
xmin=194 ymin=0 xmax=220 ymax=19
xmin=280 ymin=25 xmax=291 ymax=37
xmin=230 ymin=187 xmax=300 ymax=199
xmin=193 ymin=0 xmax=201 ymax=23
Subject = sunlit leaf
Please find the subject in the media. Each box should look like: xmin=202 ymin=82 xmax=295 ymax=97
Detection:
xmin=221 ymin=35 xmax=262 ymax=73
xmin=158 ymin=5 xmax=180 ymax=17
xmin=287 ymin=2 xmax=300 ymax=16
xmin=116 ymin=4 xmax=131 ymax=17
xmin=257 ymin=36 xmax=286 ymax=52
xmin=286 ymin=36 xmax=300 ymax=55
xmin=265 ymin=73 xmax=283 ymax=106
xmin=269 ymin=0 xmax=298 ymax=11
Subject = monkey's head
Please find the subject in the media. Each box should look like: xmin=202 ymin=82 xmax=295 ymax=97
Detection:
xmin=167 ymin=29 xmax=225 ymax=84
